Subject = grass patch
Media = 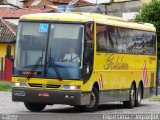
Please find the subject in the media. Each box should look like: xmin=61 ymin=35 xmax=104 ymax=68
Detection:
xmin=0 ymin=81 xmax=11 ymax=92
xmin=149 ymin=95 xmax=160 ymax=101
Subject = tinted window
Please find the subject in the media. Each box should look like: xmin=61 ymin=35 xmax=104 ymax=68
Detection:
xmin=96 ymin=24 xmax=156 ymax=55
xmin=132 ymin=30 xmax=145 ymax=54
xmin=96 ymin=25 xmax=107 ymax=52
xmin=145 ymin=32 xmax=156 ymax=55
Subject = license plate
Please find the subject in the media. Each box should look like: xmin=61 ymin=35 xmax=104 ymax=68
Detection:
xmin=38 ymin=92 xmax=49 ymax=97
xmin=14 ymin=91 xmax=25 ymax=96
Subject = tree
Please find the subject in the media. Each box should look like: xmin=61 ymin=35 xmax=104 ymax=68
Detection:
xmin=0 ymin=0 xmax=4 ymax=4
xmin=135 ymin=0 xmax=160 ymax=58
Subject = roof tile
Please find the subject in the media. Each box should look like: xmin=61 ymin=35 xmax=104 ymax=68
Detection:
xmin=0 ymin=18 xmax=17 ymax=42
xmin=0 ymin=8 xmax=51 ymax=18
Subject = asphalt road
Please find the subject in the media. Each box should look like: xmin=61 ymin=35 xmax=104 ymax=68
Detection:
xmin=0 ymin=92 xmax=160 ymax=120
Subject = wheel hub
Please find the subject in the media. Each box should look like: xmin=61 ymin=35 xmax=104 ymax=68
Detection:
xmin=88 ymin=92 xmax=96 ymax=108
xmin=131 ymin=89 xmax=135 ymax=104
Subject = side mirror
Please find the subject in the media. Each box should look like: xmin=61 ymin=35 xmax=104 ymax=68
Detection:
xmin=6 ymin=42 xmax=11 ymax=58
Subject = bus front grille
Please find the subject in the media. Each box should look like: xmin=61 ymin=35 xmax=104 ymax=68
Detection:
xmin=28 ymin=83 xmax=42 ymax=87
xmin=28 ymin=83 xmax=61 ymax=88
xmin=46 ymin=84 xmax=61 ymax=88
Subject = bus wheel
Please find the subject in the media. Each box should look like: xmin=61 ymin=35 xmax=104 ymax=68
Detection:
xmin=24 ymin=102 xmax=46 ymax=112
xmin=123 ymin=84 xmax=136 ymax=108
xmin=135 ymin=84 xmax=142 ymax=107
xmin=83 ymin=87 xmax=99 ymax=112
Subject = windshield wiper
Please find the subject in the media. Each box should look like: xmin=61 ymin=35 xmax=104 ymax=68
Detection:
xmin=27 ymin=57 xmax=43 ymax=80
xmin=27 ymin=49 xmax=44 ymax=80
xmin=48 ymin=57 xmax=62 ymax=81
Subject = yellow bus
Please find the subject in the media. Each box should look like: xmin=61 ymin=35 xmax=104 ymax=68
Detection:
xmin=11 ymin=12 xmax=157 ymax=112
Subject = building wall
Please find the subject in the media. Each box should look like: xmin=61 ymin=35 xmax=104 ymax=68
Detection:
xmin=7 ymin=0 xmax=23 ymax=8
xmin=0 ymin=43 xmax=15 ymax=57
xmin=0 ymin=43 xmax=14 ymax=80
xmin=114 ymin=0 xmax=132 ymax=2
xmin=0 ymin=57 xmax=4 ymax=80
xmin=106 ymin=1 xmax=141 ymax=17
xmin=24 ymin=0 xmax=53 ymax=9
xmin=140 ymin=0 xmax=152 ymax=4
xmin=106 ymin=0 xmax=152 ymax=19
xmin=76 ymin=5 xmax=106 ymax=13
xmin=5 ymin=19 xmax=19 ymax=25
xmin=0 ymin=4 xmax=16 ymax=8
xmin=113 ymin=0 xmax=151 ymax=3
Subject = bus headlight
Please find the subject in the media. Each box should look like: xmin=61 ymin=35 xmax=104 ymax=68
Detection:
xmin=62 ymin=85 xmax=81 ymax=90
xmin=11 ymin=82 xmax=27 ymax=87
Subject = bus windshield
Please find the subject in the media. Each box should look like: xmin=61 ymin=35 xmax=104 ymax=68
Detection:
xmin=14 ymin=22 xmax=84 ymax=80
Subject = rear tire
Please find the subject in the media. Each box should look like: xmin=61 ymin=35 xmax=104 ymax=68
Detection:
xmin=24 ymin=102 xmax=46 ymax=112
xmin=135 ymin=84 xmax=142 ymax=107
xmin=81 ymin=87 xmax=99 ymax=112
xmin=123 ymin=84 xmax=136 ymax=108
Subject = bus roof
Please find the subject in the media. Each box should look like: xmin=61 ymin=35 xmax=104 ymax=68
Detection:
xmin=20 ymin=12 xmax=156 ymax=32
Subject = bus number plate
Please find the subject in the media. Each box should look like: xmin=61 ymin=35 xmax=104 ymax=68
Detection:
xmin=14 ymin=91 xmax=25 ymax=96
xmin=17 ymin=78 xmax=29 ymax=83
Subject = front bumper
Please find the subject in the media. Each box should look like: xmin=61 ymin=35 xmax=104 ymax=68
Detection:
xmin=12 ymin=88 xmax=90 ymax=105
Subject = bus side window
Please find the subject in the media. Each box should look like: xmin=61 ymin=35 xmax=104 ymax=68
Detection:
xmin=86 ymin=27 xmax=93 ymax=41
xmin=108 ymin=27 xmax=117 ymax=52
xmin=96 ymin=24 xmax=108 ymax=52
xmin=97 ymin=32 xmax=107 ymax=51
xmin=145 ymin=32 xmax=156 ymax=55
xmin=86 ymin=23 xmax=93 ymax=40
xmin=83 ymin=23 xmax=94 ymax=82
xmin=85 ymin=23 xmax=94 ymax=63
xmin=83 ymin=40 xmax=94 ymax=82
xmin=106 ymin=26 xmax=114 ymax=52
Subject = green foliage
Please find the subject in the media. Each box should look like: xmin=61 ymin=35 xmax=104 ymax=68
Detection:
xmin=0 ymin=81 xmax=11 ymax=92
xmin=135 ymin=0 xmax=160 ymax=58
xmin=149 ymin=95 xmax=160 ymax=101
xmin=0 ymin=0 xmax=5 ymax=4
xmin=0 ymin=0 xmax=3 ymax=4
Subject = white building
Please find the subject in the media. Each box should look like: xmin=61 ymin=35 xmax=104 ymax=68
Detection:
xmin=7 ymin=0 xmax=24 ymax=8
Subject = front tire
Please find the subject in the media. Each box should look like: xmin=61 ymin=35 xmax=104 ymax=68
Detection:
xmin=82 ymin=87 xmax=99 ymax=112
xmin=24 ymin=102 xmax=46 ymax=112
xmin=123 ymin=84 xmax=136 ymax=108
